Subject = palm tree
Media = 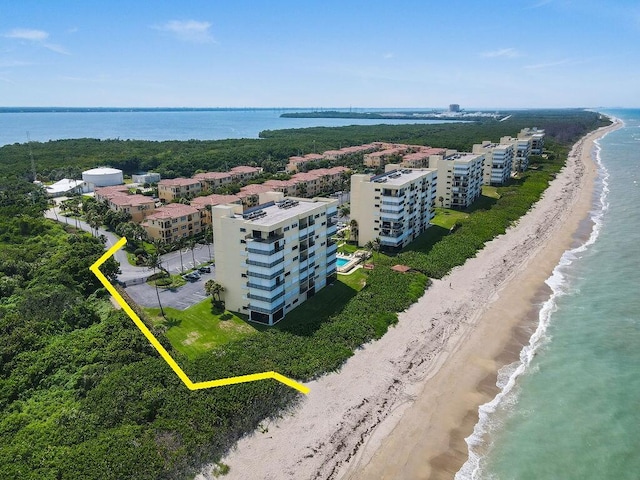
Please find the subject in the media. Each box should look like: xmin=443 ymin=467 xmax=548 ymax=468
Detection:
xmin=339 ymin=205 xmax=350 ymax=219
xmin=145 ymin=252 xmax=166 ymax=318
xmin=438 ymin=196 xmax=444 ymax=208
xmin=187 ymin=238 xmax=197 ymax=269
xmin=204 ymin=225 xmax=213 ymax=261
xmin=205 ymin=279 xmax=224 ymax=302
xmin=349 ymin=218 xmax=359 ymax=244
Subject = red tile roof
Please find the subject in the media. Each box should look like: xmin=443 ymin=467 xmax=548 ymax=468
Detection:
xmin=145 ymin=203 xmax=199 ymax=220
xmin=190 ymin=194 xmax=241 ymax=208
xmin=158 ymin=177 xmax=201 ymax=187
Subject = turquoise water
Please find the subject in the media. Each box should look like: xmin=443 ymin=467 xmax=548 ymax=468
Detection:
xmin=457 ymin=109 xmax=640 ymax=480
xmin=336 ymin=257 xmax=349 ymax=268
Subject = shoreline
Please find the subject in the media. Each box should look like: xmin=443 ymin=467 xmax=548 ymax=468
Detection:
xmin=208 ymin=120 xmax=621 ymax=480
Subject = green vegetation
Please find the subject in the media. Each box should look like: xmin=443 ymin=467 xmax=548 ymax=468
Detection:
xmin=0 ymin=111 xmax=610 ymax=479
xmin=0 ymin=109 xmax=609 ymax=182
xmin=146 ymin=300 xmax=257 ymax=359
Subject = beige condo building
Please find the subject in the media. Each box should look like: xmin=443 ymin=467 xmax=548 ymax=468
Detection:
xmin=428 ymin=153 xmax=484 ymax=209
xmin=350 ymin=167 xmax=438 ymax=250
xmin=472 ymin=141 xmax=514 ymax=186
xmin=213 ymin=192 xmax=338 ymax=325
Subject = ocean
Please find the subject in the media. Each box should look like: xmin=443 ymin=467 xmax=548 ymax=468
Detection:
xmin=457 ymin=109 xmax=640 ymax=480
xmin=0 ymin=108 xmax=455 ymax=148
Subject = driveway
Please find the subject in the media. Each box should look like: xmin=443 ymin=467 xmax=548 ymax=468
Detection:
xmin=46 ymin=208 xmax=218 ymax=310
xmin=125 ymin=267 xmax=217 ymax=310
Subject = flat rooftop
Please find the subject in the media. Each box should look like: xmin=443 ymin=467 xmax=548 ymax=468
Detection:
xmin=240 ymin=199 xmax=330 ymax=227
xmin=370 ymin=168 xmax=435 ymax=186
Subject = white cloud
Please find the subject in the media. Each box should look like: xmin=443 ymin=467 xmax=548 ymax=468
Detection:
xmin=3 ymin=28 xmax=70 ymax=55
xmin=153 ymin=20 xmax=215 ymax=44
xmin=4 ymin=28 xmax=49 ymax=41
xmin=43 ymin=43 xmax=70 ymax=55
xmin=530 ymin=0 xmax=553 ymax=8
xmin=481 ymin=48 xmax=520 ymax=58
xmin=382 ymin=52 xmax=394 ymax=59
xmin=523 ymin=59 xmax=572 ymax=69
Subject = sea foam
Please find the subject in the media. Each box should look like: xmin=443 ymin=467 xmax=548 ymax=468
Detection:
xmin=455 ymin=133 xmax=612 ymax=480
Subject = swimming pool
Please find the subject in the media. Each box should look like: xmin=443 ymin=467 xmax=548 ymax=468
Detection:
xmin=336 ymin=257 xmax=349 ymax=267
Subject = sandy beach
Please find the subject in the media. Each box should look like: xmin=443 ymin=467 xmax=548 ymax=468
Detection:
xmin=206 ymin=120 xmax=621 ymax=480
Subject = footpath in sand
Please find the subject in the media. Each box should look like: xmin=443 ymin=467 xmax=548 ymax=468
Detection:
xmin=203 ymin=121 xmax=620 ymax=480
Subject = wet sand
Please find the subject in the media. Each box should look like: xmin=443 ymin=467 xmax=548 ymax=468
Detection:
xmin=201 ymin=120 xmax=621 ymax=480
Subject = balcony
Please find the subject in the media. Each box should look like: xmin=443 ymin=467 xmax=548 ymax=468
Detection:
xmin=249 ymin=301 xmax=285 ymax=315
xmin=250 ymin=232 xmax=284 ymax=244
xmin=247 ymin=268 xmax=284 ymax=280
xmin=247 ymin=282 xmax=284 ymax=292
xmin=248 ymin=289 xmax=285 ymax=304
xmin=246 ymin=257 xmax=284 ymax=269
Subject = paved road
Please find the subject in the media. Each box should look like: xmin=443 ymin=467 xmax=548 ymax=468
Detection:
xmin=46 ymin=207 xmax=217 ymax=310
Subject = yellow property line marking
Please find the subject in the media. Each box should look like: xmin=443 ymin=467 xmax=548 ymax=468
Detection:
xmin=90 ymin=237 xmax=310 ymax=394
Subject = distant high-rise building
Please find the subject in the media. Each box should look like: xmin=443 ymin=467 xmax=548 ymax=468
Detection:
xmin=449 ymin=104 xmax=461 ymax=112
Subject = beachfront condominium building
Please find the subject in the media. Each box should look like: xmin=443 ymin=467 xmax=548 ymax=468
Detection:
xmin=519 ymin=127 xmax=545 ymax=154
xmin=158 ymin=178 xmax=202 ymax=203
xmin=213 ymin=192 xmax=338 ymax=325
xmin=428 ymin=153 xmax=484 ymax=209
xmin=500 ymin=135 xmax=532 ymax=172
xmin=142 ymin=203 xmax=201 ymax=242
xmin=472 ymin=141 xmax=514 ymax=186
xmin=350 ymin=167 xmax=438 ymax=251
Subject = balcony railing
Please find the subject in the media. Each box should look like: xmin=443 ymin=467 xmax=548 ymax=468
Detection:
xmin=246 ymin=257 xmax=284 ymax=268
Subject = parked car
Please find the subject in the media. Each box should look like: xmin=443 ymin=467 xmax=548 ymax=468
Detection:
xmin=182 ymin=271 xmax=201 ymax=281
xmin=198 ymin=266 xmax=211 ymax=273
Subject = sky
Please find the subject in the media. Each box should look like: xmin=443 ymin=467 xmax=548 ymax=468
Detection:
xmin=1 ymin=0 xmax=639 ymax=108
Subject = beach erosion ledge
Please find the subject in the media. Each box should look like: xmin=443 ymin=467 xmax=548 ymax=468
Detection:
xmin=206 ymin=120 xmax=621 ymax=480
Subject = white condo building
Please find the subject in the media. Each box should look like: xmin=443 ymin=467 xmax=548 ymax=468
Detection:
xmin=519 ymin=127 xmax=545 ymax=154
xmin=472 ymin=141 xmax=514 ymax=186
xmin=350 ymin=167 xmax=438 ymax=251
xmin=500 ymin=135 xmax=532 ymax=172
xmin=428 ymin=153 xmax=484 ymax=209
xmin=212 ymin=192 xmax=338 ymax=325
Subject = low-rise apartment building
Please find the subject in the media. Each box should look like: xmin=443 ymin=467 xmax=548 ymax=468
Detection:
xmin=350 ymin=167 xmax=438 ymax=251
xmin=472 ymin=141 xmax=514 ymax=185
xmin=191 ymin=194 xmax=242 ymax=227
xmin=194 ymin=166 xmax=262 ymax=192
xmin=212 ymin=192 xmax=338 ymax=325
xmin=158 ymin=178 xmax=202 ymax=203
xmin=95 ymin=185 xmax=156 ymax=222
xmin=429 ymin=153 xmax=484 ymax=209
xmin=286 ymin=153 xmax=325 ymax=173
xmin=142 ymin=203 xmax=201 ymax=242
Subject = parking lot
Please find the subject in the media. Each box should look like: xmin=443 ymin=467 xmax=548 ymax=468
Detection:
xmin=124 ymin=266 xmax=216 ymax=310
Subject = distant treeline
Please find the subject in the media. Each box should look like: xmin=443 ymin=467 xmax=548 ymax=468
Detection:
xmin=0 ymin=109 xmax=610 ymax=183
xmin=280 ymin=110 xmax=477 ymax=120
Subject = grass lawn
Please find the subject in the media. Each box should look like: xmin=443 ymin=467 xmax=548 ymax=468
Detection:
xmin=268 ymin=269 xmax=368 ymax=336
xmin=145 ymin=299 xmax=257 ymax=359
xmin=482 ymin=185 xmax=501 ymax=199
xmin=431 ymin=208 xmax=469 ymax=230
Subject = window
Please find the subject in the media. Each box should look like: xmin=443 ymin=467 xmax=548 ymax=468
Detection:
xmin=292 ymin=223 xmax=298 ymax=228
xmin=284 ymin=226 xmax=290 ymax=232
xmin=240 ymin=227 xmax=246 ymax=232
xmin=293 ymin=256 xmax=298 ymax=261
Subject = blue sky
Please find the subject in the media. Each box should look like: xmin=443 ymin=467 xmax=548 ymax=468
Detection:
xmin=1 ymin=0 xmax=638 ymax=108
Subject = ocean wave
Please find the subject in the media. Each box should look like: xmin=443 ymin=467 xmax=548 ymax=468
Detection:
xmin=454 ymin=141 xmax=612 ymax=480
